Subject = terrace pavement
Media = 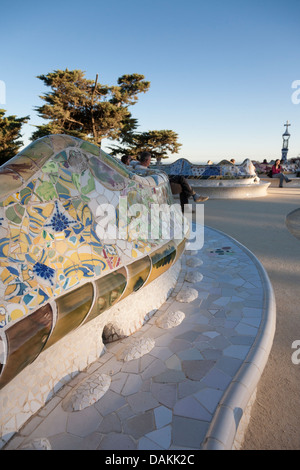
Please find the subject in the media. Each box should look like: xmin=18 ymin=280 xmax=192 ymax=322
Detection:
xmin=204 ymin=186 xmax=300 ymax=450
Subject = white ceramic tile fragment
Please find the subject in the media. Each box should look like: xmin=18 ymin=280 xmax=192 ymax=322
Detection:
xmin=186 ymin=258 xmax=203 ymax=267
xmin=117 ymin=337 xmax=155 ymax=362
xmin=176 ymin=287 xmax=198 ymax=303
xmin=185 ymin=271 xmax=203 ymax=283
xmin=156 ymin=310 xmax=185 ymax=329
xmin=21 ymin=438 xmax=52 ymax=450
xmin=62 ymin=373 xmax=111 ymax=411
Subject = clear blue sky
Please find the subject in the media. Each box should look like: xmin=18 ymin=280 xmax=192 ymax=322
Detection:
xmin=1 ymin=0 xmax=300 ymax=163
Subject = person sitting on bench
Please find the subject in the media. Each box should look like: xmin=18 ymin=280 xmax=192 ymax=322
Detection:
xmin=271 ymin=159 xmax=292 ymax=188
xmin=136 ymin=152 xmax=209 ymax=212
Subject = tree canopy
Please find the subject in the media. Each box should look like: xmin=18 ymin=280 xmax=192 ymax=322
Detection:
xmin=0 ymin=109 xmax=29 ymax=165
xmin=31 ymin=69 xmax=150 ymax=146
xmin=109 ymin=129 xmax=182 ymax=162
xmin=0 ymin=69 xmax=182 ymax=164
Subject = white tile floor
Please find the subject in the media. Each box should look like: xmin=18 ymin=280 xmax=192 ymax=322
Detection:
xmin=3 ymin=226 xmax=275 ymax=450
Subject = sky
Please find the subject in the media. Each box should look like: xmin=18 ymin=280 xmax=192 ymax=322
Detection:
xmin=1 ymin=0 xmax=300 ymax=164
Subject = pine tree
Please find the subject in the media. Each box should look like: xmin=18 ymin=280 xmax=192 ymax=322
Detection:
xmin=109 ymin=129 xmax=182 ymax=162
xmin=0 ymin=109 xmax=29 ymax=165
xmin=31 ymin=69 xmax=150 ymax=146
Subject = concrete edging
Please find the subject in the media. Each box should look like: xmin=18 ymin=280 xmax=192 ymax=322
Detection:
xmin=260 ymin=177 xmax=300 ymax=187
xmin=202 ymin=226 xmax=276 ymax=450
xmin=190 ymin=182 xmax=270 ymax=199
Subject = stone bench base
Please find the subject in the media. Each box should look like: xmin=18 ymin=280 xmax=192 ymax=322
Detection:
xmin=170 ymin=179 xmax=270 ymax=199
xmin=184 ymin=181 xmax=270 ymax=199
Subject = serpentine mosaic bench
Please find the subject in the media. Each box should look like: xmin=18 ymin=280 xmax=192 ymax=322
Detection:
xmin=253 ymin=159 xmax=300 ymax=176
xmin=155 ymin=158 xmax=257 ymax=180
xmin=253 ymin=160 xmax=300 ymax=187
xmin=0 ymin=135 xmax=188 ymax=443
xmin=155 ymin=158 xmax=270 ymax=199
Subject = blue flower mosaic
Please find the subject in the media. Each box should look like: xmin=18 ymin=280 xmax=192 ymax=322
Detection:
xmin=33 ymin=262 xmax=55 ymax=285
xmin=50 ymin=212 xmax=70 ymax=231
xmin=45 ymin=201 xmax=76 ymax=233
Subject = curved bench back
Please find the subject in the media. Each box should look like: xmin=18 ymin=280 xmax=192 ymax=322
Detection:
xmin=154 ymin=157 xmax=257 ymax=180
xmin=0 ymin=135 xmax=188 ymax=389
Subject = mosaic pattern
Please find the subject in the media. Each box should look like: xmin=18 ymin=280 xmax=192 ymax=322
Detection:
xmin=0 ymin=135 xmax=188 ymax=389
xmin=155 ymin=158 xmax=257 ymax=180
xmin=62 ymin=373 xmax=111 ymax=412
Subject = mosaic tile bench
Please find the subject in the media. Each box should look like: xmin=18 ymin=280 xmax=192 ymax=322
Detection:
xmin=0 ymin=135 xmax=188 ymax=442
xmin=154 ymin=158 xmax=258 ymax=181
xmin=154 ymin=158 xmax=270 ymax=199
xmin=253 ymin=159 xmax=300 ymax=176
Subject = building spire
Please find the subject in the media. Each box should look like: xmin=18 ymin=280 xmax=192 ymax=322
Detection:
xmin=281 ymin=121 xmax=291 ymax=162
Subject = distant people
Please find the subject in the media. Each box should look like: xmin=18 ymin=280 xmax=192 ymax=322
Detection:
xmin=271 ymin=159 xmax=292 ymax=188
xmin=135 ymin=151 xmax=209 ymax=212
xmin=262 ymin=159 xmax=268 ymax=164
xmin=134 ymin=151 xmax=152 ymax=170
xmin=121 ymin=155 xmax=131 ymax=166
xmin=207 ymin=160 xmax=213 ymax=165
xmin=230 ymin=158 xmax=236 ymax=164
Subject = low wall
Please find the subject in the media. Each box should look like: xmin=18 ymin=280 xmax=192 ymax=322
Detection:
xmin=171 ymin=180 xmax=270 ymax=200
xmin=190 ymin=181 xmax=270 ymax=199
xmin=155 ymin=157 xmax=257 ymax=180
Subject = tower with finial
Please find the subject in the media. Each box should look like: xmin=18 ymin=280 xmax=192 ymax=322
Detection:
xmin=281 ymin=121 xmax=291 ymax=162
